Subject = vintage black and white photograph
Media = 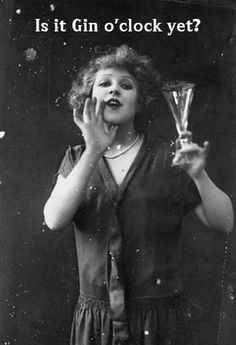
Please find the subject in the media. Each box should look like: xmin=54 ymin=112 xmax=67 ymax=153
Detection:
xmin=0 ymin=0 xmax=236 ymax=344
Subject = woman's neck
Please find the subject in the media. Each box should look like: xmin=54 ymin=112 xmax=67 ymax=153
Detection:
xmin=106 ymin=124 xmax=138 ymax=154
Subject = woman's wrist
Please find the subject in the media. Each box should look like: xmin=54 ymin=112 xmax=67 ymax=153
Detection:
xmin=191 ymin=169 xmax=210 ymax=186
xmin=83 ymin=146 xmax=104 ymax=162
xmin=190 ymin=169 xmax=208 ymax=183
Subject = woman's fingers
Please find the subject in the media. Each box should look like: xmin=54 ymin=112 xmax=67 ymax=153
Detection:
xmin=179 ymin=131 xmax=192 ymax=139
xmin=82 ymin=98 xmax=106 ymax=125
xmin=83 ymin=98 xmax=94 ymax=123
xmin=73 ymin=108 xmax=83 ymax=128
xmin=178 ymin=143 xmax=203 ymax=154
xmin=173 ymin=140 xmax=210 ymax=169
xmin=203 ymin=141 xmax=210 ymax=155
xmin=91 ymin=97 xmax=97 ymax=120
xmin=108 ymin=125 xmax=118 ymax=139
xmin=178 ymin=141 xmax=210 ymax=156
xmin=96 ymin=100 xmax=106 ymax=124
xmin=172 ymin=152 xmax=188 ymax=167
xmin=175 ymin=138 xmax=182 ymax=151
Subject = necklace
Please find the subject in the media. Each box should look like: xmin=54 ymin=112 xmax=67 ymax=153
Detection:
xmin=103 ymin=134 xmax=140 ymax=159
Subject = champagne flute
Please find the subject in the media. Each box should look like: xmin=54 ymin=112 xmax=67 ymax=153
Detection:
xmin=161 ymin=81 xmax=195 ymax=164
xmin=161 ymin=81 xmax=195 ymax=144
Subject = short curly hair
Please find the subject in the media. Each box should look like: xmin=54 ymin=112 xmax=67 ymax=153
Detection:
xmin=68 ymin=45 xmax=161 ymax=129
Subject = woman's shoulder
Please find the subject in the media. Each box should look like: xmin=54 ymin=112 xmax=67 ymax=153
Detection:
xmin=58 ymin=144 xmax=85 ymax=177
xmin=64 ymin=144 xmax=85 ymax=163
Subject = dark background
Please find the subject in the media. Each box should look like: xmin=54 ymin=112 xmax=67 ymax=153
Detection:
xmin=0 ymin=0 xmax=236 ymax=344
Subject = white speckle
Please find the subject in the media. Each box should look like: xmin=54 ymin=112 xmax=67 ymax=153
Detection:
xmin=16 ymin=8 xmax=21 ymax=14
xmin=0 ymin=131 xmax=6 ymax=138
xmin=117 ymin=145 xmax=121 ymax=150
xmin=50 ymin=4 xmax=55 ymax=11
xmin=24 ymin=48 xmax=37 ymax=61
xmin=63 ymin=42 xmax=67 ymax=46
xmin=135 ymin=248 xmax=140 ymax=253
xmin=89 ymin=186 xmax=93 ymax=190
xmin=144 ymin=330 xmax=149 ymax=335
xmin=156 ymin=278 xmax=161 ymax=285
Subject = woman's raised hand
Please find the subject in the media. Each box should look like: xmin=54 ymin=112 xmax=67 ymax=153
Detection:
xmin=172 ymin=131 xmax=210 ymax=179
xmin=73 ymin=98 xmax=118 ymax=155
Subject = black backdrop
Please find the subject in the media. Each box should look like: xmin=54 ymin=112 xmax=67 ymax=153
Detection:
xmin=0 ymin=1 xmax=236 ymax=344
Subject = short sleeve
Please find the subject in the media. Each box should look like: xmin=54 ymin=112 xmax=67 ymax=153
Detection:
xmin=57 ymin=145 xmax=84 ymax=178
xmin=177 ymin=168 xmax=201 ymax=215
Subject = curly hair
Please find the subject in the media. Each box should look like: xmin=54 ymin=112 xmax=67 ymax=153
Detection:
xmin=68 ymin=45 xmax=161 ymax=129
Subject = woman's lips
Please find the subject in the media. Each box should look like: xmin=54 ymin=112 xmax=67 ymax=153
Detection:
xmin=105 ymin=98 xmax=122 ymax=108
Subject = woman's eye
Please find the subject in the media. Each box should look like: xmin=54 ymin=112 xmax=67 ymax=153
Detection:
xmin=122 ymin=84 xmax=132 ymax=90
xmin=99 ymin=81 xmax=110 ymax=87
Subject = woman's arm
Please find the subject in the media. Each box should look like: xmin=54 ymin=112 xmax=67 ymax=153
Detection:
xmin=193 ymin=171 xmax=233 ymax=233
xmin=44 ymin=149 xmax=101 ymax=230
xmin=173 ymin=134 xmax=234 ymax=233
xmin=44 ymin=98 xmax=117 ymax=230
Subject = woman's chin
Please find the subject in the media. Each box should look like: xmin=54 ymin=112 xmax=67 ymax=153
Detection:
xmin=103 ymin=116 xmax=120 ymax=126
xmin=104 ymin=115 xmax=134 ymax=128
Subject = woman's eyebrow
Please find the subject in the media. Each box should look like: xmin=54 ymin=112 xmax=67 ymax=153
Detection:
xmin=98 ymin=74 xmax=134 ymax=80
xmin=96 ymin=74 xmax=137 ymax=85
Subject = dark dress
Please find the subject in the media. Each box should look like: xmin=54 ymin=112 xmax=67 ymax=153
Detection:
xmin=58 ymin=134 xmax=201 ymax=345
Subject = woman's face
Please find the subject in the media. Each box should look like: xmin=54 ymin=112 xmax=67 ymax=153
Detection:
xmin=92 ymin=68 xmax=139 ymax=126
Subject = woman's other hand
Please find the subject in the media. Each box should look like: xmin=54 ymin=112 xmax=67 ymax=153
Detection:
xmin=172 ymin=131 xmax=210 ymax=179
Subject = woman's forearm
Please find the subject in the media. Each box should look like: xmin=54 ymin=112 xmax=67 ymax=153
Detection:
xmin=193 ymin=170 xmax=234 ymax=233
xmin=44 ymin=148 xmax=101 ymax=230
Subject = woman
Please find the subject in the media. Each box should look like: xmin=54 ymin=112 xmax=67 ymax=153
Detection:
xmin=44 ymin=45 xmax=233 ymax=345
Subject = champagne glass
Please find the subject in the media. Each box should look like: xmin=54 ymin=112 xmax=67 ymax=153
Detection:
xmin=161 ymin=81 xmax=195 ymax=146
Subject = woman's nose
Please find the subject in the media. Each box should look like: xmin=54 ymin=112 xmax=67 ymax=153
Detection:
xmin=109 ymin=85 xmax=120 ymax=95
